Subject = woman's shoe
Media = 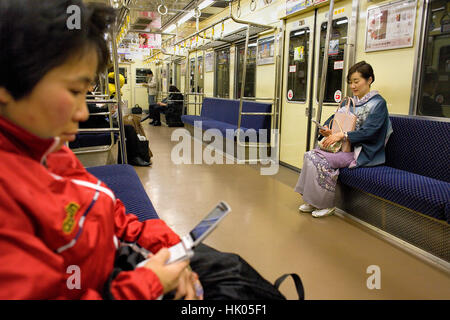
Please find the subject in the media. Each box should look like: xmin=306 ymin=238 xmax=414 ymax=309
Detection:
xmin=299 ymin=203 xmax=316 ymax=213
xmin=311 ymin=207 xmax=335 ymax=218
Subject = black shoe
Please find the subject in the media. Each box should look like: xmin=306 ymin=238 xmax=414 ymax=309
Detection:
xmin=149 ymin=120 xmax=155 ymax=125
xmin=152 ymin=121 xmax=161 ymax=126
xmin=129 ymin=156 xmax=151 ymax=167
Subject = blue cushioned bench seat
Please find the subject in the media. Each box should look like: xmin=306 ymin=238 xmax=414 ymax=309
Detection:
xmin=339 ymin=116 xmax=450 ymax=224
xmin=181 ymin=97 xmax=272 ymax=141
xmin=69 ymin=133 xmax=118 ymax=149
xmin=86 ymin=164 xmax=158 ymax=221
xmin=340 ymin=166 xmax=450 ymax=223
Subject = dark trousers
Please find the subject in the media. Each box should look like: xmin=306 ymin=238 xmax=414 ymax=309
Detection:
xmin=148 ymin=104 xmax=166 ymax=122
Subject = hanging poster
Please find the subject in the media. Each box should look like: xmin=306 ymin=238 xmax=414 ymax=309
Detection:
xmin=365 ymin=0 xmax=417 ymax=52
xmin=257 ymin=36 xmax=275 ymax=65
xmin=205 ymin=52 xmax=214 ymax=73
xmin=328 ymin=39 xmax=339 ymax=55
xmin=294 ymin=46 xmax=305 ymax=62
xmin=286 ymin=0 xmax=313 ymax=16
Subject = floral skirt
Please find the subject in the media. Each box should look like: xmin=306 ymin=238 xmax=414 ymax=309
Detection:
xmin=294 ymin=149 xmax=354 ymax=209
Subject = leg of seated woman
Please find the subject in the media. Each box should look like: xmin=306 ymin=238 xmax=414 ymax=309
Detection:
xmin=294 ymin=150 xmax=354 ymax=213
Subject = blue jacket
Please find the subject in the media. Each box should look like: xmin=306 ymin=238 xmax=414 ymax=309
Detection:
xmin=324 ymin=94 xmax=391 ymax=167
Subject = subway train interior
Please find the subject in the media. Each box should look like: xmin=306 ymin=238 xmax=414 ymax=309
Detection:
xmin=4 ymin=0 xmax=450 ymax=300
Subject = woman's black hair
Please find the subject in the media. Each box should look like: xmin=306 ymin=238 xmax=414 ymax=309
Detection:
xmin=0 ymin=0 xmax=115 ymax=100
xmin=169 ymin=85 xmax=180 ymax=93
xmin=347 ymin=61 xmax=375 ymax=85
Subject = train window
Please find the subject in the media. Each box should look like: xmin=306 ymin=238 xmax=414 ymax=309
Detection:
xmin=197 ymin=56 xmax=204 ymax=94
xmin=235 ymin=40 xmax=257 ymax=98
xmin=215 ymin=48 xmax=230 ymax=98
xmin=135 ymin=68 xmax=149 ymax=84
xmin=316 ymin=18 xmax=348 ymax=103
xmin=287 ymin=28 xmax=310 ymax=102
xmin=417 ymin=0 xmax=450 ymax=118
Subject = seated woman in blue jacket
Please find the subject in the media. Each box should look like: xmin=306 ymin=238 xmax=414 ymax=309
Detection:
xmin=295 ymin=61 xmax=393 ymax=218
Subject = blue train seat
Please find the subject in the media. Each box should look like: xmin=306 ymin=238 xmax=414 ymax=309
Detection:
xmin=181 ymin=97 xmax=272 ymax=140
xmin=86 ymin=164 xmax=159 ymax=221
xmin=339 ymin=116 xmax=450 ymax=224
xmin=69 ymin=133 xmax=118 ymax=149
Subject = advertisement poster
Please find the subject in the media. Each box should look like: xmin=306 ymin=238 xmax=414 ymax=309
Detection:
xmin=328 ymin=39 xmax=339 ymax=55
xmin=286 ymin=0 xmax=313 ymax=16
xmin=294 ymin=46 xmax=305 ymax=62
xmin=205 ymin=52 xmax=214 ymax=73
xmin=257 ymin=36 xmax=275 ymax=65
xmin=365 ymin=0 xmax=416 ymax=52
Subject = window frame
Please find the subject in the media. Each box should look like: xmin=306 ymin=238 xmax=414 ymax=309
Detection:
xmin=214 ymin=47 xmax=231 ymax=98
xmin=234 ymin=37 xmax=258 ymax=99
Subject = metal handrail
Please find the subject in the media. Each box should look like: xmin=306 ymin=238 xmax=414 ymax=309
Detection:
xmin=85 ymin=99 xmax=118 ymax=104
xmin=78 ymin=128 xmax=120 ymax=133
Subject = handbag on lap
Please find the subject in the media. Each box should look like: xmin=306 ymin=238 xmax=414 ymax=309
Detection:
xmin=318 ymin=97 xmax=356 ymax=153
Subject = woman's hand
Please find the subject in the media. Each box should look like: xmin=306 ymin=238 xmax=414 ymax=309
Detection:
xmin=322 ymin=132 xmax=344 ymax=148
xmin=142 ymin=248 xmax=190 ymax=294
xmin=319 ymin=125 xmax=332 ymax=137
xmin=173 ymin=268 xmax=204 ymax=300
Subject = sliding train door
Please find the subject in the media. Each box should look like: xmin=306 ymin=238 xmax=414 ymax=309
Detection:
xmin=280 ymin=0 xmax=354 ymax=169
xmin=280 ymin=13 xmax=316 ymax=168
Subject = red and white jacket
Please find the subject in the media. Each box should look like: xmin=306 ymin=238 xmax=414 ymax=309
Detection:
xmin=0 ymin=116 xmax=181 ymax=299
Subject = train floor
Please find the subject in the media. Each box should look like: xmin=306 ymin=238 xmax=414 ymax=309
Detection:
xmin=87 ymin=120 xmax=450 ymax=299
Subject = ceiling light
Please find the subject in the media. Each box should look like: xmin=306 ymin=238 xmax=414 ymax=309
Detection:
xmin=164 ymin=24 xmax=176 ymax=33
xmin=198 ymin=0 xmax=214 ymax=10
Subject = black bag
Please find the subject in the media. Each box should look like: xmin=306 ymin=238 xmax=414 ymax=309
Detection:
xmin=103 ymin=242 xmax=304 ymax=300
xmin=190 ymin=244 xmax=304 ymax=300
xmin=132 ymin=104 xmax=143 ymax=114
xmin=136 ymin=140 xmax=150 ymax=163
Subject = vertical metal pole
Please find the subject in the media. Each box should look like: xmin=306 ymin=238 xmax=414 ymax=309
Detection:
xmin=313 ymin=0 xmax=335 ymax=148
xmin=111 ymin=30 xmax=128 ymax=164
xmin=201 ymin=49 xmax=205 ymax=113
xmin=195 ymin=50 xmax=198 ymax=115
xmin=237 ymin=24 xmax=250 ymax=132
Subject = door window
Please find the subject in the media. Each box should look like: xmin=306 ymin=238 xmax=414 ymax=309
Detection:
xmin=215 ymin=48 xmax=230 ymax=98
xmin=287 ymin=28 xmax=310 ymax=102
xmin=316 ymin=17 xmax=348 ymax=103
xmin=236 ymin=41 xmax=257 ymax=98
xmin=417 ymin=0 xmax=450 ymax=118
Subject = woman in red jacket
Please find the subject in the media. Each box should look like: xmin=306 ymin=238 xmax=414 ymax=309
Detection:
xmin=0 ymin=0 xmax=198 ymax=300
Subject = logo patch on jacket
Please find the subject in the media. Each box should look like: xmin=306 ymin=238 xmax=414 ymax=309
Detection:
xmin=63 ymin=202 xmax=80 ymax=234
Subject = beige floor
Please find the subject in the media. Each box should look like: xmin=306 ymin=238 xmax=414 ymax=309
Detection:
xmin=91 ymin=121 xmax=450 ymax=299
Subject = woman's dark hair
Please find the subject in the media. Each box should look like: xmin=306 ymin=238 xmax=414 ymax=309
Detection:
xmin=0 ymin=0 xmax=115 ymax=100
xmin=169 ymin=85 xmax=180 ymax=93
xmin=347 ymin=61 xmax=375 ymax=85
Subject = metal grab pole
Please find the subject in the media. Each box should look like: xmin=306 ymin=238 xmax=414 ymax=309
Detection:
xmin=313 ymin=0 xmax=335 ymax=149
xmin=237 ymin=24 xmax=250 ymax=133
xmin=111 ymin=30 xmax=127 ymax=164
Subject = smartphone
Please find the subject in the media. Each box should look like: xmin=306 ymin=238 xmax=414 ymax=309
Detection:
xmin=311 ymin=119 xmax=326 ymax=131
xmin=136 ymin=201 xmax=231 ymax=267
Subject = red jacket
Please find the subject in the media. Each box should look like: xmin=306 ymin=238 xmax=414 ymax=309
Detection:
xmin=0 ymin=116 xmax=181 ymax=299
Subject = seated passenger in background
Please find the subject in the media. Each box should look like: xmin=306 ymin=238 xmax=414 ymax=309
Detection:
xmin=295 ymin=61 xmax=393 ymax=218
xmin=80 ymin=85 xmax=151 ymax=166
xmin=144 ymin=85 xmax=184 ymax=126
xmin=0 ymin=0 xmax=280 ymax=300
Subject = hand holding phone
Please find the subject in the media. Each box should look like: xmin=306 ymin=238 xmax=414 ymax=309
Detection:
xmin=311 ymin=119 xmax=326 ymax=131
